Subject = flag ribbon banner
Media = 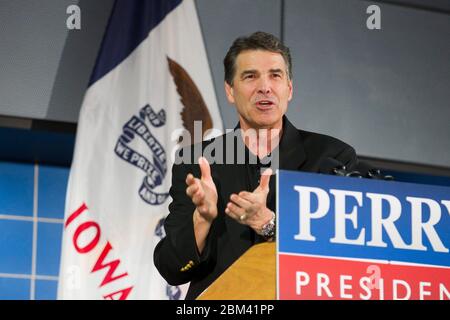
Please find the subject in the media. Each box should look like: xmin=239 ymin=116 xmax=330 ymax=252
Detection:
xmin=115 ymin=104 xmax=168 ymax=205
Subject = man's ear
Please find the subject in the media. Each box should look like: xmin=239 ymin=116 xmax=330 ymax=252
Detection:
xmin=287 ymin=79 xmax=293 ymax=101
xmin=224 ymin=81 xmax=235 ymax=104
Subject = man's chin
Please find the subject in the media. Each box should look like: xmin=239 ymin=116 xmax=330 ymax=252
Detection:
xmin=252 ymin=117 xmax=282 ymax=130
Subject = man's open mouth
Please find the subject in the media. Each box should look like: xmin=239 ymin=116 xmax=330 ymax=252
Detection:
xmin=255 ymin=100 xmax=275 ymax=110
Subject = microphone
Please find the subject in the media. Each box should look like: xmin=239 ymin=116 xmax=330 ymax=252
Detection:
xmin=318 ymin=157 xmax=394 ymax=181
xmin=352 ymin=160 xmax=394 ymax=181
xmin=318 ymin=157 xmax=349 ymax=177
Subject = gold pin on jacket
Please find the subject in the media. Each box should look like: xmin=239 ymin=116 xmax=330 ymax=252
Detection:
xmin=180 ymin=260 xmax=195 ymax=272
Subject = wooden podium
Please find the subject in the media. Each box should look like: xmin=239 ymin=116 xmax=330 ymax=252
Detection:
xmin=196 ymin=242 xmax=276 ymax=300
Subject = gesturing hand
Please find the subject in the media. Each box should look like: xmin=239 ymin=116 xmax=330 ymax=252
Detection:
xmin=225 ymin=168 xmax=274 ymax=232
xmin=185 ymin=157 xmax=218 ymax=222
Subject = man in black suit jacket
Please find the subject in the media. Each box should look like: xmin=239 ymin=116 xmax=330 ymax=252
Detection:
xmin=154 ymin=31 xmax=357 ymax=300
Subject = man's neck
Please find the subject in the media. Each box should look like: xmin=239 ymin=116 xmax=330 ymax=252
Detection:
xmin=239 ymin=121 xmax=283 ymax=159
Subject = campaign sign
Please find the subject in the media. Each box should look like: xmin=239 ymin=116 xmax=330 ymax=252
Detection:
xmin=276 ymin=170 xmax=450 ymax=300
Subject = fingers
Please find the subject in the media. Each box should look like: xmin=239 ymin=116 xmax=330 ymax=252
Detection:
xmin=225 ymin=202 xmax=245 ymax=220
xmin=186 ymin=174 xmax=205 ymax=205
xmin=230 ymin=193 xmax=252 ymax=209
xmin=226 ymin=193 xmax=258 ymax=223
xmin=186 ymin=173 xmax=199 ymax=195
xmin=186 ymin=173 xmax=196 ymax=186
xmin=192 ymin=190 xmax=205 ymax=206
xmin=187 ymin=183 xmax=203 ymax=199
xmin=238 ymin=191 xmax=257 ymax=203
xmin=186 ymin=183 xmax=198 ymax=197
xmin=198 ymin=157 xmax=212 ymax=180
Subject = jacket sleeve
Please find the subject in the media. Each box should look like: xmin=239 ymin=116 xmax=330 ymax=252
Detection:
xmin=153 ymin=161 xmax=216 ymax=286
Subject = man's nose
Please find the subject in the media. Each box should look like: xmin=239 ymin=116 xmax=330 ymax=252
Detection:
xmin=257 ymin=77 xmax=271 ymax=95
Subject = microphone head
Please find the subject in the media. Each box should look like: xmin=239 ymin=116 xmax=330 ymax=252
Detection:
xmin=353 ymin=161 xmax=394 ymax=180
xmin=346 ymin=171 xmax=363 ymax=178
xmin=352 ymin=161 xmax=374 ymax=178
xmin=319 ymin=157 xmax=347 ymax=176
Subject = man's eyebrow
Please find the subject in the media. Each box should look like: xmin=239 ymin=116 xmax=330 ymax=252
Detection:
xmin=240 ymin=69 xmax=258 ymax=77
xmin=269 ymin=68 xmax=284 ymax=74
xmin=239 ymin=69 xmax=286 ymax=78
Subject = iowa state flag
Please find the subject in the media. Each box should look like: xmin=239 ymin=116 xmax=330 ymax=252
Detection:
xmin=58 ymin=0 xmax=223 ymax=300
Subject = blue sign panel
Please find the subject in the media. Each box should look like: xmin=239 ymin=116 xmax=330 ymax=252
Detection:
xmin=277 ymin=170 xmax=450 ymax=267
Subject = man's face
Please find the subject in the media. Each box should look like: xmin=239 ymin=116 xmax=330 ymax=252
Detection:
xmin=225 ymin=50 xmax=293 ymax=131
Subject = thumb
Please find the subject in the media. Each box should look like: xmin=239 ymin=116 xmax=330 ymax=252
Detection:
xmin=258 ymin=168 xmax=272 ymax=190
xmin=198 ymin=157 xmax=212 ymax=180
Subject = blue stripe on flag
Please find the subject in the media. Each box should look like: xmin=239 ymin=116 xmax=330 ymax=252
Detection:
xmin=89 ymin=0 xmax=183 ymax=86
